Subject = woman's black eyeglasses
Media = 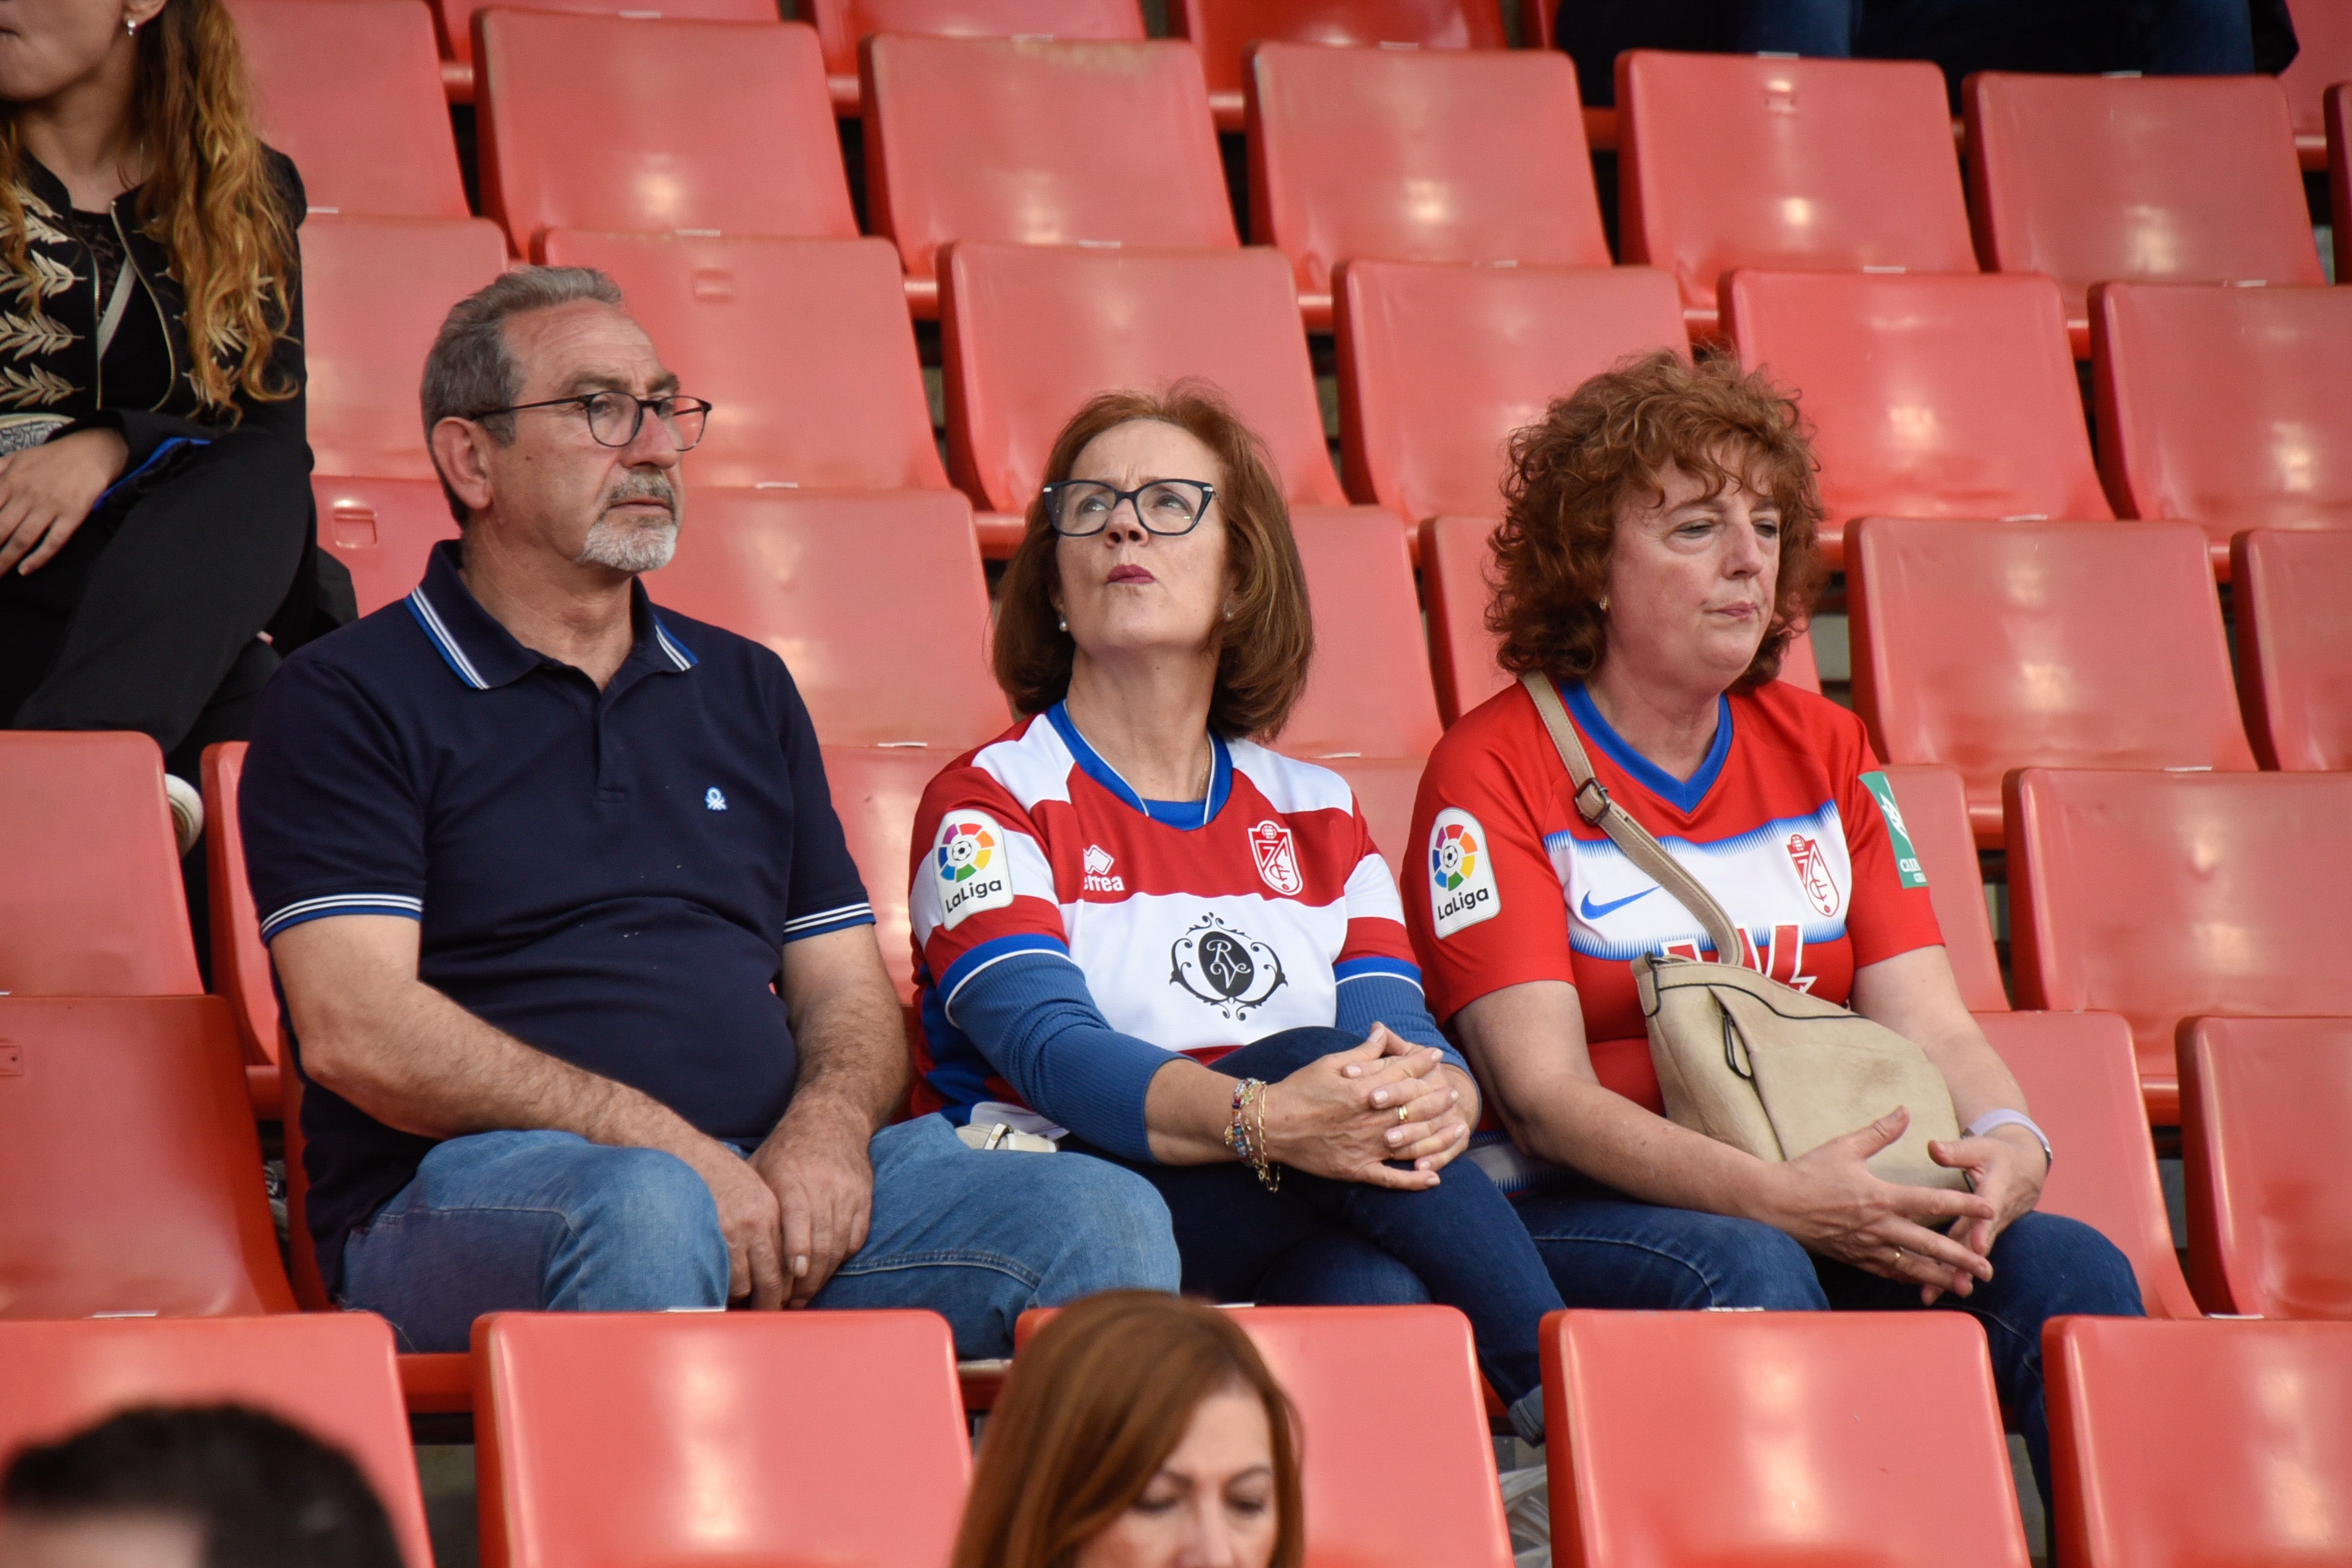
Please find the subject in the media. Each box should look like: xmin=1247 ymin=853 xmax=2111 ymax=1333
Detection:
xmin=472 ymin=391 xmax=713 ymax=451
xmin=1039 ymin=479 xmax=1217 ymax=537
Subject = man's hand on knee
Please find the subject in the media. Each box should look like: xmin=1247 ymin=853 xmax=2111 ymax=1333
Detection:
xmin=676 ymin=1137 xmax=788 ymax=1309
xmin=751 ymin=1105 xmax=876 ymax=1310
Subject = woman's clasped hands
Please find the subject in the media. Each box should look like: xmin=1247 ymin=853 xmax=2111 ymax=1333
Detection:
xmin=1252 ymin=1024 xmax=1475 ymax=1190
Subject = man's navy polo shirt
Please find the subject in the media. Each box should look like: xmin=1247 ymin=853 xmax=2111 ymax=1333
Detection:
xmin=240 ymin=540 xmax=874 ymax=1292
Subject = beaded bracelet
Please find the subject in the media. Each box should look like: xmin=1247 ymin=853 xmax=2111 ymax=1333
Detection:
xmin=1222 ymin=1078 xmax=1281 ymax=1191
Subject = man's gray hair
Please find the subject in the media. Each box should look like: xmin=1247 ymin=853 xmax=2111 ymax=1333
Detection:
xmin=420 ymin=266 xmax=627 ymax=523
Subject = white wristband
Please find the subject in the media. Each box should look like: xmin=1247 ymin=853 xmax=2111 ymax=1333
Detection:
xmin=1965 ymin=1108 xmax=2052 ymax=1168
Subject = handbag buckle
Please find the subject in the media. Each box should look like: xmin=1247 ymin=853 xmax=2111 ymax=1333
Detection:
xmin=1573 ymin=776 xmax=1612 ymax=825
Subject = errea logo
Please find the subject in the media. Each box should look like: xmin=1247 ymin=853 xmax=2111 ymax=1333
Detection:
xmin=1082 ymin=844 xmax=1123 ymax=893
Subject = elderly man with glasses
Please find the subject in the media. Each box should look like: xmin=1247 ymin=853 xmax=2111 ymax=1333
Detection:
xmin=238 ymin=267 xmax=1178 ymax=1353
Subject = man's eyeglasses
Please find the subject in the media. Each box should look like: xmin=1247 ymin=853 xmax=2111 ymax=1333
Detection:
xmin=1039 ymin=479 xmax=1216 ymax=537
xmin=471 ymin=391 xmax=713 ymax=451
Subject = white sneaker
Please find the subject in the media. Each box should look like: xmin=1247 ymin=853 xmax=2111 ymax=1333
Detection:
xmin=164 ymin=772 xmax=204 ymax=858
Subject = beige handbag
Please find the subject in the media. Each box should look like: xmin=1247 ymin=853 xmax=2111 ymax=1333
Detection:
xmin=1521 ymin=674 xmax=1967 ymax=1191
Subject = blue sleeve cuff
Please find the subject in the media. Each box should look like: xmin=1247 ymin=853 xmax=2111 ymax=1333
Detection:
xmin=1333 ymin=964 xmax=1465 ymax=1073
xmin=944 ymin=944 xmax=1169 ymax=1162
xmin=258 ymin=893 xmax=424 ymax=943
xmin=782 ymin=901 xmax=875 ymax=942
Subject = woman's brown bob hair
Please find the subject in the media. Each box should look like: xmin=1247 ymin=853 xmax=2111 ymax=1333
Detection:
xmin=993 ymin=384 xmax=1315 ymax=740
xmin=1489 ymin=350 xmax=1827 ymax=691
xmin=950 ymin=1291 xmax=1305 ymax=1568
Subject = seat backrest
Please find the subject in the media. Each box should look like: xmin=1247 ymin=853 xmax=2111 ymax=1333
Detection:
xmin=1875 ymin=764 xmax=2003 ymax=1012
xmin=941 ymin=243 xmax=1344 ymax=513
xmin=1849 ymin=517 xmax=2253 ymax=844
xmin=1174 ymin=0 xmax=1508 ymax=125
xmin=862 ymin=36 xmax=1234 ymax=302
xmin=0 ymin=732 xmax=199 ymax=996
xmin=2047 ymin=1317 xmax=2352 ymax=1567
xmin=1616 ymin=51 xmax=1976 ymax=331
xmin=0 ymin=997 xmax=295 ymax=1319
xmin=474 ymin=13 xmax=853 ymax=259
xmin=1247 ymin=46 xmax=1605 ymax=311
xmin=0 ymin=1315 xmax=431 ymax=1568
xmin=2280 ymin=0 xmax=2352 ymax=145
xmin=1723 ymin=270 xmax=2111 ymax=564
xmin=302 ymin=214 xmax=510 ymax=481
xmin=2180 ymin=1016 xmax=2352 ymax=1321
xmin=1965 ymin=72 xmax=2322 ymax=331
xmin=228 ymin=0 xmax=467 ymax=219
xmin=1279 ymin=507 xmax=1443 ymax=760
xmin=315 ymin=476 xmax=463 ymax=618
xmin=653 ymin=488 xmax=1006 ymax=751
xmin=1545 ymin=1309 xmax=2030 ymax=1567
xmin=1336 ymin=260 xmax=1683 ymax=527
xmin=2093 ymin=281 xmax=2352 ymax=546
xmin=2232 ymin=528 xmax=2352 ymax=772
xmin=808 ymin=0 xmax=1146 ymax=102
xmin=474 ymin=1310 xmax=972 ymax=1568
xmin=1307 ymin=755 xmax=1422 ymax=887
xmin=200 ymin=743 xmax=280 ymax=1071
xmin=1975 ymin=1010 xmax=2196 ymax=1318
xmin=540 ymin=231 xmax=947 ymax=492
xmin=2007 ymin=769 xmax=2352 ymax=1124
xmin=437 ymin=0 xmax=779 ymax=66
xmin=2332 ymin=84 xmax=2352 ymax=284
xmin=820 ymin=745 xmax=945 ymax=1004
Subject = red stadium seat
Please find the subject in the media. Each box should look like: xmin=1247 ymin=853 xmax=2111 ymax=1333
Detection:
xmin=2047 ymin=1317 xmax=2352 ymax=1567
xmin=0 ymin=732 xmax=198 ymax=997
xmin=1616 ymin=51 xmax=1976 ymax=336
xmin=1976 ymin=1011 xmax=2197 ymax=1318
xmin=0 ymin=1316 xmax=431 ymax=1568
xmin=1335 ymin=261 xmax=1683 ymax=528
xmin=1172 ymin=0 xmax=1509 ymax=131
xmin=2093 ymin=281 xmax=2352 ymax=566
xmin=2232 ymin=528 xmax=2352 ymax=772
xmin=538 ymin=231 xmax=948 ymax=493
xmin=1284 ymin=507 xmax=1442 ymax=761
xmin=654 ymin=488 xmax=1006 ymax=750
xmin=862 ymin=36 xmax=1235 ymax=317
xmin=1965 ymin=74 xmax=2322 ymax=354
xmin=1723 ymin=270 xmax=2109 ymax=568
xmin=302 ymin=214 xmax=509 ymax=482
xmin=474 ymin=13 xmax=853 ymax=260
xmin=474 ymin=1310 xmax=972 ymax=1568
xmin=807 ymin=0 xmax=1147 ymax=113
xmin=2007 ymin=768 xmax=2352 ymax=1124
xmin=1849 ymin=517 xmax=2253 ymax=847
xmin=0 ymin=997 xmax=295 ymax=1319
xmin=229 ymin=0 xmax=467 ymax=219
xmin=200 ymin=744 xmax=281 ymax=1080
xmin=434 ymin=0 xmax=780 ymax=96
xmin=2180 ymin=1016 xmax=2352 ymax=1320
xmin=2281 ymin=0 xmax=2352 ymax=168
xmin=314 ymin=477 xmax=462 ymax=618
xmin=1246 ymin=45 xmax=1606 ymax=326
xmin=1315 ymin=757 xmax=1423 ymax=887
xmin=2331 ymin=84 xmax=2352 ymax=283
xmin=1544 ymin=1309 xmax=2031 ymax=1567
xmin=1876 ymin=764 xmax=2004 ymax=1013
xmin=822 ymin=746 xmax=942 ymax=1006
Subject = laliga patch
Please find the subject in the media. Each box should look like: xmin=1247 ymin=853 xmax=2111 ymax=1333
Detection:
xmin=1860 ymin=770 xmax=1930 ymax=889
xmin=1428 ymin=807 xmax=1500 ymax=938
xmin=933 ymin=812 xmax=1014 ymax=930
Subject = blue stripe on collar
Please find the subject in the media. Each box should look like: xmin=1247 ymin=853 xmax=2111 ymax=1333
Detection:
xmin=1562 ymin=681 xmax=1732 ymax=815
xmin=404 ymin=589 xmax=490 ymax=690
xmin=1045 ymin=702 xmax=1231 ymax=830
xmin=651 ymin=613 xmax=697 ymax=671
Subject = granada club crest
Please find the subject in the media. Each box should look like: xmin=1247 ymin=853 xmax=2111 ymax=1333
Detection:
xmin=1248 ymin=820 xmax=1303 ymax=896
xmin=1785 ymin=832 xmax=1841 ymax=917
xmin=1169 ymin=912 xmax=1289 ymax=1021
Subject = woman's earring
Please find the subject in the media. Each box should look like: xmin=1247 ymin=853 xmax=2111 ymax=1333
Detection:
xmin=1597 ymin=595 xmax=1610 ymax=613
xmin=1056 ymin=617 xmax=1067 ymax=633
xmin=125 ymin=16 xmax=136 ymax=33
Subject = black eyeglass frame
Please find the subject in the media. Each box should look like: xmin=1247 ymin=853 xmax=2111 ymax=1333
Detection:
xmin=469 ymin=391 xmax=715 ymax=451
xmin=1038 ymin=478 xmax=1219 ymax=538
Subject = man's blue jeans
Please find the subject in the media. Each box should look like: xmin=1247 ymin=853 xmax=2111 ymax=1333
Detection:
xmin=338 ymin=1114 xmax=1180 ymax=1358
xmin=1515 ymin=1185 xmax=2146 ymax=1496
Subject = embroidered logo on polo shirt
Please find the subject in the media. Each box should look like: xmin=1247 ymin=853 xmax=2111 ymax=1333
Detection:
xmin=1428 ymin=808 xmax=1500 ymax=938
xmin=1169 ymin=912 xmax=1288 ymax=1021
xmin=704 ymin=787 xmax=728 ymax=811
xmin=935 ymin=813 xmax=1013 ymax=930
xmin=1248 ymin=820 xmax=1303 ymax=896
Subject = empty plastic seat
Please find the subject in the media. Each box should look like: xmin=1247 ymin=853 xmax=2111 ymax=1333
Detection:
xmin=2281 ymin=0 xmax=2352 ymax=166
xmin=0 ymin=1315 xmax=431 ymax=1568
xmin=1616 ymin=51 xmax=1977 ymax=335
xmin=435 ymin=0 xmax=780 ymax=97
xmin=1247 ymin=47 xmax=1606 ymax=326
xmin=1313 ymin=757 xmax=1422 ymax=887
xmin=315 ymin=477 xmax=462 ymax=618
xmin=863 ymin=36 xmax=1235 ymax=316
xmin=1174 ymin=0 xmax=1508 ymax=130
xmin=656 ymin=488 xmax=1006 ymax=751
xmin=1723 ymin=270 xmax=2110 ymax=568
xmin=474 ymin=13 xmax=853 ymax=260
xmin=1965 ymin=73 xmax=2322 ymax=353
xmin=0 ymin=997 xmax=294 ymax=1318
xmin=1849 ymin=517 xmax=2253 ymax=846
xmin=2047 ymin=1316 xmax=2352 ymax=1566
xmin=2180 ymin=1016 xmax=2352 ymax=1319
xmin=200 ymin=744 xmax=281 ymax=1080
xmin=2007 ymin=768 xmax=2352 ymax=1123
xmin=302 ymin=213 xmax=509 ymax=481
xmin=0 ymin=732 xmax=198 ymax=997
xmin=808 ymin=0 xmax=1146 ymax=112
xmin=2232 ymin=528 xmax=2352 ymax=772
xmin=822 ymin=746 xmax=942 ymax=1005
xmin=474 ymin=1310 xmax=972 ymax=1568
xmin=538 ymin=231 xmax=948 ymax=493
xmin=2093 ymin=281 xmax=2352 ymax=564
xmin=1876 ymin=764 xmax=2004 ymax=1013
xmin=1544 ymin=1309 xmax=2030 ymax=1567
xmin=228 ymin=0 xmax=467 ymax=219
xmin=1284 ymin=507 xmax=1442 ymax=762
xmin=1976 ymin=1010 xmax=2197 ymax=1318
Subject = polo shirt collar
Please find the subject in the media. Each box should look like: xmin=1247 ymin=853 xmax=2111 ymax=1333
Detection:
xmin=404 ymin=540 xmax=697 ymax=691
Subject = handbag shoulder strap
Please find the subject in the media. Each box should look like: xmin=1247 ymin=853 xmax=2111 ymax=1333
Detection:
xmin=1519 ymin=671 xmax=1747 ymax=963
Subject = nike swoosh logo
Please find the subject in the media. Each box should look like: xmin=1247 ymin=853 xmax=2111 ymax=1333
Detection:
xmin=1579 ymin=887 xmax=1657 ymax=921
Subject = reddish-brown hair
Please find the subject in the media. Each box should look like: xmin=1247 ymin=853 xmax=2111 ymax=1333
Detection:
xmin=992 ymin=384 xmax=1315 ymax=740
xmin=950 ymin=1293 xmax=1305 ymax=1568
xmin=1488 ymin=350 xmax=1826 ymax=690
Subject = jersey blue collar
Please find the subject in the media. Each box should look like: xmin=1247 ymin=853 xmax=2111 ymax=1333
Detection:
xmin=1045 ymin=701 xmax=1232 ymax=830
xmin=1562 ymin=680 xmax=1732 ymax=815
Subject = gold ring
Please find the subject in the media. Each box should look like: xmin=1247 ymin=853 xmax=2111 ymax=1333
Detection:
xmin=1398 ymin=1105 xmax=1411 ymax=1123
